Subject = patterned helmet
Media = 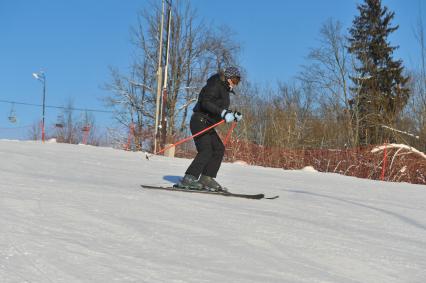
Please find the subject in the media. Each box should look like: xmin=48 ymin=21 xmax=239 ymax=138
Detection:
xmin=224 ymin=66 xmax=241 ymax=79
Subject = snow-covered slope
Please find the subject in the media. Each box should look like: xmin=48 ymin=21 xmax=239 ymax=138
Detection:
xmin=1 ymin=140 xmax=425 ymax=283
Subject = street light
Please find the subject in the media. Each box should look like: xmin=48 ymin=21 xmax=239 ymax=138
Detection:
xmin=32 ymin=71 xmax=46 ymax=142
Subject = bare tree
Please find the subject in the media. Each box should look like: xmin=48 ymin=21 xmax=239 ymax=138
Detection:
xmin=75 ymin=110 xmax=99 ymax=145
xmin=27 ymin=121 xmax=41 ymax=141
xmin=104 ymin=0 xmax=240 ymax=151
xmin=405 ymin=12 xmax=426 ymax=150
xmin=53 ymin=100 xmax=79 ymax=144
xmin=299 ymin=19 xmax=355 ymax=147
xmin=231 ymin=80 xmax=272 ymax=146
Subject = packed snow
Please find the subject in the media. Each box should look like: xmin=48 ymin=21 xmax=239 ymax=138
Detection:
xmin=0 ymin=140 xmax=425 ymax=283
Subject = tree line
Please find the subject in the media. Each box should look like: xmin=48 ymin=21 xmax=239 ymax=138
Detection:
xmin=103 ymin=0 xmax=425 ymax=153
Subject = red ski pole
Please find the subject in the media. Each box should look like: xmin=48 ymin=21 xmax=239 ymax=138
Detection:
xmin=381 ymin=141 xmax=388 ymax=181
xmin=223 ymin=121 xmax=237 ymax=145
xmin=156 ymin=119 xmax=225 ymax=155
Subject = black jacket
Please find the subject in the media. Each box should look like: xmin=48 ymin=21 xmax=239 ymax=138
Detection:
xmin=193 ymin=73 xmax=231 ymax=123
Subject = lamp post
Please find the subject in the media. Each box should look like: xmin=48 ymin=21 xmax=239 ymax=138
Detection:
xmin=32 ymin=71 xmax=46 ymax=142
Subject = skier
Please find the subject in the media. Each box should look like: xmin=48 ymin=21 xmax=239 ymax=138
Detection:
xmin=177 ymin=66 xmax=243 ymax=191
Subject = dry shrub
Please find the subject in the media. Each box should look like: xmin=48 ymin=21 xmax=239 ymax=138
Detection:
xmin=172 ymin=133 xmax=425 ymax=185
xmin=222 ymin=139 xmax=425 ymax=185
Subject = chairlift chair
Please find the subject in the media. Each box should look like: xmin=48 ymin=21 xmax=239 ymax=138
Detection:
xmin=82 ymin=125 xmax=91 ymax=132
xmin=81 ymin=124 xmax=91 ymax=145
xmin=55 ymin=114 xmax=64 ymax=128
xmin=8 ymin=116 xmax=17 ymax=123
xmin=8 ymin=104 xmax=17 ymax=124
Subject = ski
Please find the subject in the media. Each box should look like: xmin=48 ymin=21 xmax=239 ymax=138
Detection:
xmin=140 ymin=185 xmax=279 ymax=200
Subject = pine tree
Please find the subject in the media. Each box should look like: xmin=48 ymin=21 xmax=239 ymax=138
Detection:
xmin=348 ymin=0 xmax=410 ymax=145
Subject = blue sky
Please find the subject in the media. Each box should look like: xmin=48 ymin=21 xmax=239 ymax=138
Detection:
xmin=0 ymin=0 xmax=424 ymax=139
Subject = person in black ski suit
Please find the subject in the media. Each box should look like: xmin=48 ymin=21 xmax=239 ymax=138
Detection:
xmin=178 ymin=67 xmax=242 ymax=190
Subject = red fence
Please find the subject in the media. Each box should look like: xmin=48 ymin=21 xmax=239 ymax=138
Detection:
xmin=175 ymin=139 xmax=425 ymax=185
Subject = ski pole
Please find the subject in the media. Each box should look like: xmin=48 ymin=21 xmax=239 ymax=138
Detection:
xmin=223 ymin=121 xmax=237 ymax=145
xmin=156 ymin=119 xmax=225 ymax=155
xmin=381 ymin=141 xmax=388 ymax=181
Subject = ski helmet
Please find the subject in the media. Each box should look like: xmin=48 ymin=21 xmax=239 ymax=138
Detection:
xmin=224 ymin=66 xmax=241 ymax=80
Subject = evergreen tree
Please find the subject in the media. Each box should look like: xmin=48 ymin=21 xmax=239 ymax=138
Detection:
xmin=348 ymin=0 xmax=410 ymax=145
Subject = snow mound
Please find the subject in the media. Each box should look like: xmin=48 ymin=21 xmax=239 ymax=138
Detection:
xmin=371 ymin=143 xmax=426 ymax=159
xmin=301 ymin=165 xmax=318 ymax=172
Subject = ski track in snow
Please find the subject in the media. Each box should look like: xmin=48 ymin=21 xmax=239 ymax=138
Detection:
xmin=0 ymin=140 xmax=425 ymax=283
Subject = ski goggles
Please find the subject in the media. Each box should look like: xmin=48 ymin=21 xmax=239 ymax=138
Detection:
xmin=230 ymin=76 xmax=241 ymax=85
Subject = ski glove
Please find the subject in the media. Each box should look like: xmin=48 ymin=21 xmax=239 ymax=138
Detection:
xmin=221 ymin=109 xmax=235 ymax=123
xmin=234 ymin=111 xmax=242 ymax=122
xmin=221 ymin=109 xmax=243 ymax=123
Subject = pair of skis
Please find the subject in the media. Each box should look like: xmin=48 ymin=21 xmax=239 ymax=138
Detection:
xmin=140 ymin=184 xmax=279 ymax=200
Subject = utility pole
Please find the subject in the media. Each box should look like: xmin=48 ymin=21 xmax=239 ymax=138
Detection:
xmin=154 ymin=0 xmax=165 ymax=153
xmin=160 ymin=0 xmax=172 ymax=148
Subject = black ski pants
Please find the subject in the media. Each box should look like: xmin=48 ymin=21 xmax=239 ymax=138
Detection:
xmin=185 ymin=114 xmax=225 ymax=178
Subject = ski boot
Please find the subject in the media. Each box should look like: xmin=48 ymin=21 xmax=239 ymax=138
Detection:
xmin=199 ymin=175 xmax=228 ymax=192
xmin=175 ymin=174 xmax=203 ymax=190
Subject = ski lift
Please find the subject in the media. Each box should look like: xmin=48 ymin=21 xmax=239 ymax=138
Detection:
xmin=81 ymin=124 xmax=91 ymax=132
xmin=55 ymin=114 xmax=64 ymax=128
xmin=8 ymin=103 xmax=17 ymax=124
xmin=81 ymin=124 xmax=91 ymax=145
